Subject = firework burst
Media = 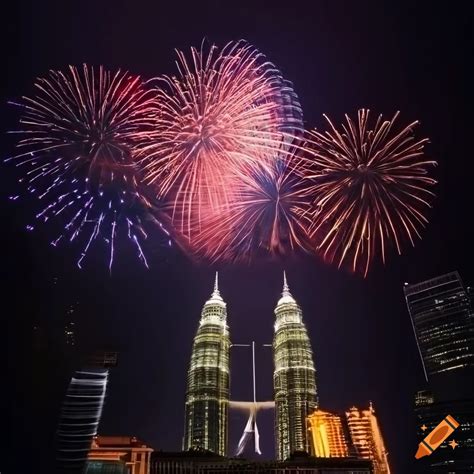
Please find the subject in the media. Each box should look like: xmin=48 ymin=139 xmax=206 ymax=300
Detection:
xmin=7 ymin=64 xmax=167 ymax=269
xmin=189 ymin=144 xmax=311 ymax=262
xmin=140 ymin=40 xmax=304 ymax=237
xmin=304 ymin=109 xmax=437 ymax=276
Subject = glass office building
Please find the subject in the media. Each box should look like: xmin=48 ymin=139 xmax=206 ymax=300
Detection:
xmin=404 ymin=271 xmax=474 ymax=381
xmin=406 ymin=272 xmax=474 ymax=472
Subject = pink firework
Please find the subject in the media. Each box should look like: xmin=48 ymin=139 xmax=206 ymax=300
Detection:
xmin=139 ymin=40 xmax=303 ymax=237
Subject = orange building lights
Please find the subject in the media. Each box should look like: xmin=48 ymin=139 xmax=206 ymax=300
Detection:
xmin=345 ymin=405 xmax=391 ymax=474
xmin=307 ymin=410 xmax=350 ymax=457
xmin=307 ymin=404 xmax=391 ymax=474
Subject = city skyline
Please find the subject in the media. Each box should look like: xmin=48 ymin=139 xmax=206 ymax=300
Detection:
xmin=3 ymin=3 xmax=473 ymax=474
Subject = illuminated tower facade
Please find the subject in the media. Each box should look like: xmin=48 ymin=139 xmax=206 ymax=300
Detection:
xmin=345 ymin=405 xmax=391 ymax=474
xmin=183 ymin=273 xmax=230 ymax=456
xmin=273 ymin=272 xmax=318 ymax=460
xmin=404 ymin=271 xmax=474 ymax=381
xmin=307 ymin=409 xmax=350 ymax=458
xmin=55 ymin=351 xmax=118 ymax=474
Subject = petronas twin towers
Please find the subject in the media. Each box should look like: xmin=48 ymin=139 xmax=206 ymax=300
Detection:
xmin=183 ymin=274 xmax=230 ymax=456
xmin=183 ymin=272 xmax=318 ymax=460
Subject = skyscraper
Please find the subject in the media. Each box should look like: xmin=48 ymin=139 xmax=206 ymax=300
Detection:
xmin=55 ymin=351 xmax=118 ymax=474
xmin=307 ymin=409 xmax=351 ymax=458
xmin=183 ymin=273 xmax=231 ymax=456
xmin=405 ymin=272 xmax=474 ymax=472
xmin=404 ymin=271 xmax=474 ymax=381
xmin=56 ymin=369 xmax=109 ymax=474
xmin=273 ymin=272 xmax=318 ymax=460
xmin=345 ymin=405 xmax=391 ymax=474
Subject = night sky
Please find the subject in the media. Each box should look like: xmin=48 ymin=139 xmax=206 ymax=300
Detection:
xmin=2 ymin=2 xmax=473 ymax=474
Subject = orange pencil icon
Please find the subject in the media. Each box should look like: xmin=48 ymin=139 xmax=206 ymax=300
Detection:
xmin=415 ymin=414 xmax=459 ymax=459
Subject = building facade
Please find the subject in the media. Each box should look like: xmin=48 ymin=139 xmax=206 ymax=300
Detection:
xmin=414 ymin=391 xmax=474 ymax=472
xmin=87 ymin=436 xmax=153 ymax=474
xmin=183 ymin=273 xmax=231 ymax=456
xmin=404 ymin=271 xmax=474 ymax=381
xmin=273 ymin=272 xmax=318 ymax=460
xmin=151 ymin=451 xmax=372 ymax=474
xmin=405 ymin=272 xmax=474 ymax=472
xmin=307 ymin=409 xmax=351 ymax=458
xmin=56 ymin=368 xmax=109 ymax=473
xmin=345 ymin=405 xmax=390 ymax=474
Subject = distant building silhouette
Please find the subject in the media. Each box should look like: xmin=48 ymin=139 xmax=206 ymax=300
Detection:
xmin=183 ymin=273 xmax=230 ymax=456
xmin=414 ymin=390 xmax=474 ymax=472
xmin=64 ymin=302 xmax=79 ymax=347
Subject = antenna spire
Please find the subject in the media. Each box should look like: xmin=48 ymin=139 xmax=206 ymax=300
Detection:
xmin=213 ymin=271 xmax=220 ymax=296
xmin=282 ymin=270 xmax=290 ymax=297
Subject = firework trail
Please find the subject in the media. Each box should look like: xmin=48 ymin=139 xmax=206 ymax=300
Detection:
xmin=189 ymin=144 xmax=311 ymax=262
xmin=7 ymin=64 xmax=169 ymax=269
xmin=139 ymin=40 xmax=304 ymax=238
xmin=304 ymin=109 xmax=436 ymax=276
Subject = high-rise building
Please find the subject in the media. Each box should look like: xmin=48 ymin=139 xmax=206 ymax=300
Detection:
xmin=307 ymin=409 xmax=351 ymax=458
xmin=183 ymin=273 xmax=231 ymax=456
xmin=273 ymin=272 xmax=318 ymax=461
xmin=345 ymin=405 xmax=391 ymax=474
xmin=55 ymin=351 xmax=118 ymax=474
xmin=404 ymin=271 xmax=474 ymax=381
xmin=56 ymin=369 xmax=109 ymax=473
xmin=405 ymin=272 xmax=474 ymax=472
xmin=64 ymin=301 xmax=79 ymax=347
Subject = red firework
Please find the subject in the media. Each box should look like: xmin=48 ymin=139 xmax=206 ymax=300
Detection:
xmin=304 ymin=109 xmax=437 ymax=276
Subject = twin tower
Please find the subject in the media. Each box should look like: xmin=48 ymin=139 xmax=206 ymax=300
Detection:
xmin=183 ymin=272 xmax=318 ymax=460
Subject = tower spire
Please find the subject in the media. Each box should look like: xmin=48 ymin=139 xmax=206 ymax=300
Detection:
xmin=213 ymin=271 xmax=220 ymax=297
xmin=282 ymin=270 xmax=290 ymax=297
xmin=277 ymin=270 xmax=296 ymax=307
xmin=204 ymin=271 xmax=224 ymax=307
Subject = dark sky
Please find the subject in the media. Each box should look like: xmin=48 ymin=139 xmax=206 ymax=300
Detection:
xmin=2 ymin=2 xmax=473 ymax=474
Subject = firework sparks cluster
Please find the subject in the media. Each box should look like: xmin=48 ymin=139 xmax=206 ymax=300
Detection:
xmin=6 ymin=40 xmax=436 ymax=275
